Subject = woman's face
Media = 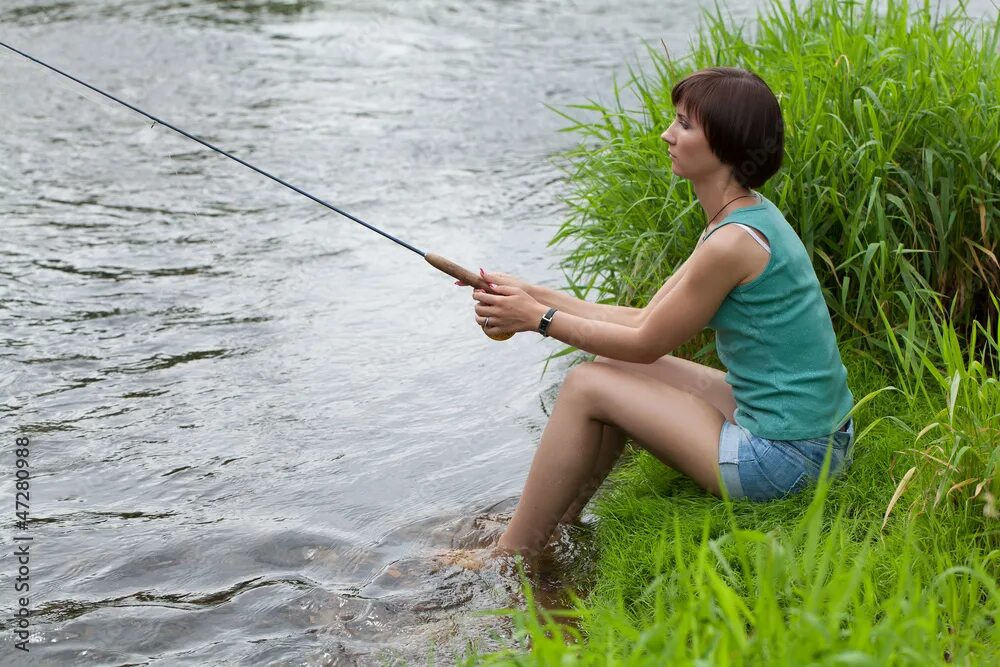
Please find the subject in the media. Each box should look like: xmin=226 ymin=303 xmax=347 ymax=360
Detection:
xmin=661 ymin=102 xmax=721 ymax=181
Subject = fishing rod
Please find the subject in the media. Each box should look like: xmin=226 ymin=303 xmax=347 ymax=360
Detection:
xmin=0 ymin=39 xmax=512 ymax=341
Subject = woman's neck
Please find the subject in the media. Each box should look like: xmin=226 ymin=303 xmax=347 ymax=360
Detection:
xmin=695 ymin=181 xmax=757 ymax=231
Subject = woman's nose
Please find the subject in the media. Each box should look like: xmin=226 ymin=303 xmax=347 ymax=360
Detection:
xmin=661 ymin=130 xmax=672 ymax=144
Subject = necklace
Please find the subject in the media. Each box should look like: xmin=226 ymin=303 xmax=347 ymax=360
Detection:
xmin=706 ymin=192 xmax=757 ymax=228
xmin=700 ymin=192 xmax=758 ymax=242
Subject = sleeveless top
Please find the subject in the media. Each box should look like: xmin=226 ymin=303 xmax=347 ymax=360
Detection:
xmin=701 ymin=192 xmax=854 ymax=440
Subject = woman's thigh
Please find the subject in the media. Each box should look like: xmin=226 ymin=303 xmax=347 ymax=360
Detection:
xmin=594 ymin=354 xmax=736 ymax=424
xmin=564 ymin=362 xmax=727 ymax=496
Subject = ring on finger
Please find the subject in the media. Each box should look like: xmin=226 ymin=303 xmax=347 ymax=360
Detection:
xmin=483 ymin=316 xmax=490 ymax=328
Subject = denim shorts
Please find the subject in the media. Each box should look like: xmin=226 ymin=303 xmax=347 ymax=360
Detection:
xmin=718 ymin=417 xmax=855 ymax=501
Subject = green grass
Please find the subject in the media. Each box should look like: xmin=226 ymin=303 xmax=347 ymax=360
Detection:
xmin=458 ymin=0 xmax=1000 ymax=664
xmin=461 ymin=299 xmax=999 ymax=665
xmin=544 ymin=0 xmax=999 ymax=366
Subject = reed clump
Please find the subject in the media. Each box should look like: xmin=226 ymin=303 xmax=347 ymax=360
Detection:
xmin=547 ymin=0 xmax=999 ymax=364
xmin=461 ymin=0 xmax=1000 ymax=664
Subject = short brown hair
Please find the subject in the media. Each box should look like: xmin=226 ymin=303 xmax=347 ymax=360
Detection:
xmin=671 ymin=67 xmax=784 ymax=188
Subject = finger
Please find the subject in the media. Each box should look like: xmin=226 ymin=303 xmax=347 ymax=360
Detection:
xmin=473 ymin=290 xmax=499 ymax=303
xmin=480 ymin=268 xmax=500 ymax=285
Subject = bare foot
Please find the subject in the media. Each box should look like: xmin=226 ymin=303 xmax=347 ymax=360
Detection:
xmin=432 ymin=547 xmax=492 ymax=572
xmin=433 ymin=545 xmax=536 ymax=577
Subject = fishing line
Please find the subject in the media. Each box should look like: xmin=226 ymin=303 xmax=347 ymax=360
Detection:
xmin=0 ymin=39 xmax=510 ymax=340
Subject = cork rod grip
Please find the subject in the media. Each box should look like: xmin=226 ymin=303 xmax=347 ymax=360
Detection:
xmin=424 ymin=252 xmax=513 ymax=341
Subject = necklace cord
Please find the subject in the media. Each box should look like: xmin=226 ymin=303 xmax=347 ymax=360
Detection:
xmin=707 ymin=193 xmax=757 ymax=227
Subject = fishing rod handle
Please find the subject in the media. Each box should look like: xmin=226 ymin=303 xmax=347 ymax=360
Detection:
xmin=423 ymin=252 xmax=513 ymax=341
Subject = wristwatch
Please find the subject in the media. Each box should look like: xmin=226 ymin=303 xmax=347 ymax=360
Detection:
xmin=538 ymin=307 xmax=557 ymax=337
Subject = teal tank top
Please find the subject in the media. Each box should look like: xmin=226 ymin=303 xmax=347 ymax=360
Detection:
xmin=702 ymin=193 xmax=854 ymax=440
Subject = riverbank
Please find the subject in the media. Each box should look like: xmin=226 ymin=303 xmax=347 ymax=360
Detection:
xmin=465 ymin=0 xmax=999 ymax=663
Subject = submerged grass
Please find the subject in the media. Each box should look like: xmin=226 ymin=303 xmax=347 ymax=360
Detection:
xmin=459 ymin=0 xmax=999 ymax=664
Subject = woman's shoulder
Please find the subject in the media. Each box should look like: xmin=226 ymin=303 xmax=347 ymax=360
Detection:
xmin=721 ymin=196 xmax=793 ymax=239
xmin=728 ymin=193 xmax=782 ymax=221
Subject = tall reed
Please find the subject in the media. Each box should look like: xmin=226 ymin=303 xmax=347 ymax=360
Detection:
xmin=547 ymin=0 xmax=999 ymax=366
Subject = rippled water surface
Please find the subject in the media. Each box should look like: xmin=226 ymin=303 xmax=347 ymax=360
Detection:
xmin=2 ymin=0 xmax=994 ymax=664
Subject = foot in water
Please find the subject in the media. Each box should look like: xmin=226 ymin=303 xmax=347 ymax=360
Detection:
xmin=432 ymin=546 xmax=525 ymax=574
xmin=432 ymin=547 xmax=490 ymax=571
xmin=431 ymin=502 xmax=589 ymax=576
xmin=433 ymin=528 xmax=577 ymax=576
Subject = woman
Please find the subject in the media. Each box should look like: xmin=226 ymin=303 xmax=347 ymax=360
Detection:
xmin=467 ymin=67 xmax=855 ymax=564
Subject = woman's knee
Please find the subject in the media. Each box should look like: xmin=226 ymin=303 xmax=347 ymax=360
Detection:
xmin=562 ymin=362 xmax=611 ymax=400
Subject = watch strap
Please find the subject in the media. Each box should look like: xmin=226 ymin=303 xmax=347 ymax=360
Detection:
xmin=538 ymin=307 xmax=557 ymax=337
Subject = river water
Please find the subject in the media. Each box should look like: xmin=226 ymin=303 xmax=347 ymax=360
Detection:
xmin=1 ymin=1 xmax=994 ymax=665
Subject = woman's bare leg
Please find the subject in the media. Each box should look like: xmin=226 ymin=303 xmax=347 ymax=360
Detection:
xmin=555 ymin=354 xmax=736 ymax=527
xmin=496 ymin=361 xmax=729 ymax=561
xmin=557 ymin=423 xmax=627 ymax=525
xmin=606 ymin=353 xmax=737 ymax=423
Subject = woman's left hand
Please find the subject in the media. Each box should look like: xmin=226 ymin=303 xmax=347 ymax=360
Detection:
xmin=473 ymin=284 xmax=547 ymax=337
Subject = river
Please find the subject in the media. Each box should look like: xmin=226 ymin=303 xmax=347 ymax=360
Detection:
xmin=1 ymin=1 xmax=993 ymax=665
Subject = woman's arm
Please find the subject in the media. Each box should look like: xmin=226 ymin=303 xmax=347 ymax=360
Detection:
xmin=634 ymin=255 xmax=692 ymax=326
xmin=536 ymin=241 xmax=739 ymax=363
xmin=526 ymin=255 xmax=693 ymax=329
xmin=511 ymin=249 xmax=694 ymax=329
xmin=526 ymin=284 xmax=642 ymax=328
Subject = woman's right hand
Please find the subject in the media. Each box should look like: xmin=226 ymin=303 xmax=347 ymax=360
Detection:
xmin=454 ymin=268 xmax=534 ymax=296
